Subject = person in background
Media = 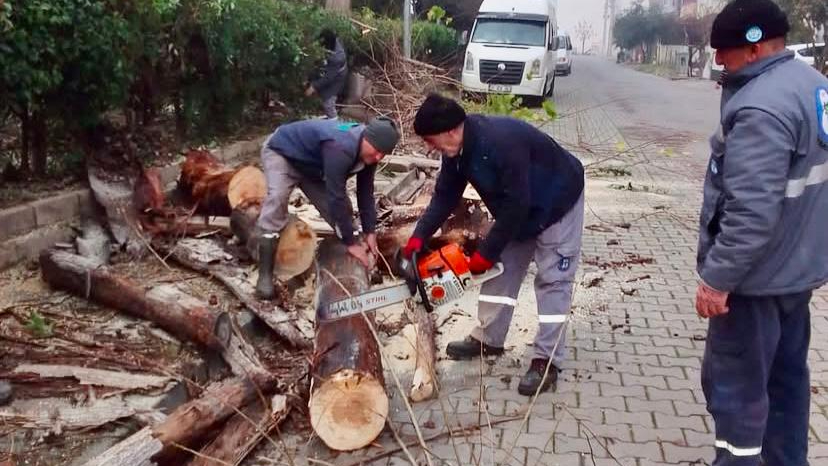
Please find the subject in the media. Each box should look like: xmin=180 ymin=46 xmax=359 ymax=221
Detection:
xmin=696 ymin=0 xmax=828 ymax=464
xmin=306 ymin=29 xmax=348 ymax=119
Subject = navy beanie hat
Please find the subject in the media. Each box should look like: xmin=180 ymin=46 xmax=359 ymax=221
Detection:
xmin=710 ymin=0 xmax=789 ymax=50
xmin=413 ymin=93 xmax=467 ymax=136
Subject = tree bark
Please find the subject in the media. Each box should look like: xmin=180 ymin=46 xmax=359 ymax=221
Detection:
xmin=309 ymin=238 xmax=388 ymax=451
xmin=408 ymin=303 xmax=438 ymax=402
xmin=31 ymin=110 xmax=47 ymax=177
xmin=40 ymin=250 xmax=232 ymax=351
xmin=188 ymin=394 xmax=290 ymax=466
xmin=20 ymin=109 xmax=30 ymax=174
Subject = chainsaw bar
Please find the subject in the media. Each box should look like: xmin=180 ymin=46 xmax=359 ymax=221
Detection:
xmin=321 ymin=283 xmax=413 ymax=321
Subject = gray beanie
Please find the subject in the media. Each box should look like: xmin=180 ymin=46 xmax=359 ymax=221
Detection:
xmin=363 ymin=116 xmax=400 ymax=154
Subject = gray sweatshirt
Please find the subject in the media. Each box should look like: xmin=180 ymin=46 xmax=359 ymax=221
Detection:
xmin=697 ymin=50 xmax=828 ymax=295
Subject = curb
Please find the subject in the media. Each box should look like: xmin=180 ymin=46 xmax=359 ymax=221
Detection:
xmin=0 ymin=135 xmax=267 ymax=271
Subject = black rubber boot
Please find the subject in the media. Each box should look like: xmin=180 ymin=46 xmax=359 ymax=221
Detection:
xmin=517 ymin=358 xmax=558 ymax=396
xmin=255 ymin=233 xmax=278 ymax=300
xmin=446 ymin=336 xmax=505 ymax=360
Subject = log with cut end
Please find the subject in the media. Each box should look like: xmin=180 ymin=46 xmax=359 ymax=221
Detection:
xmin=82 ymin=374 xmax=278 ymax=466
xmin=179 ymin=150 xmax=266 ymax=216
xmin=309 ymin=238 xmax=388 ymax=451
xmin=40 ymin=250 xmax=231 ymax=351
xmin=230 ymin=206 xmax=318 ymax=281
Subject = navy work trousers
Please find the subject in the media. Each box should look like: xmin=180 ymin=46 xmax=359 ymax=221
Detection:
xmin=702 ymin=291 xmax=812 ymax=466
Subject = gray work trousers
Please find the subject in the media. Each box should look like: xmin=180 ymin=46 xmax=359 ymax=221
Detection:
xmin=256 ymin=145 xmax=349 ymax=233
xmin=470 ymin=193 xmax=584 ymax=366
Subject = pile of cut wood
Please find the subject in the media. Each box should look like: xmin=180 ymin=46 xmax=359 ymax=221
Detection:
xmin=21 ymin=145 xmax=491 ymax=464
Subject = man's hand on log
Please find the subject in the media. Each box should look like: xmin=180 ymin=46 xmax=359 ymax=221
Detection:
xmin=347 ymin=243 xmax=373 ymax=269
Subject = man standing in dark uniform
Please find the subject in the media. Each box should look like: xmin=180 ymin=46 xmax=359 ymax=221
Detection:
xmin=696 ymin=1 xmax=828 ymax=464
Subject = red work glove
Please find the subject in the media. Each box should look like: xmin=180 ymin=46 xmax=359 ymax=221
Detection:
xmin=402 ymin=237 xmax=424 ymax=259
xmin=468 ymin=251 xmax=494 ymax=274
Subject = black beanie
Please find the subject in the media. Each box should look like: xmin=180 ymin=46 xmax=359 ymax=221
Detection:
xmin=413 ymin=93 xmax=467 ymax=136
xmin=710 ymin=0 xmax=789 ymax=50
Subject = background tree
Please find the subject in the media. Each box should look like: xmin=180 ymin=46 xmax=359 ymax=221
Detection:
xmin=574 ymin=19 xmax=596 ymax=53
xmin=778 ymin=0 xmax=827 ymax=72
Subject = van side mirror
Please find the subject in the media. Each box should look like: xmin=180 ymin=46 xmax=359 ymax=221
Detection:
xmin=459 ymin=30 xmax=469 ymax=46
xmin=567 ymin=42 xmax=573 ymax=51
xmin=548 ymin=37 xmax=557 ymax=51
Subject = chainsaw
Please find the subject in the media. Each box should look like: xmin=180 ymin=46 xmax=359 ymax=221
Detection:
xmin=321 ymin=243 xmax=504 ymax=321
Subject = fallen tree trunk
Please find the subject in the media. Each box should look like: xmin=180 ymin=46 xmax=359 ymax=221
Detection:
xmin=188 ymin=394 xmax=290 ymax=466
xmin=159 ymin=238 xmax=313 ymax=349
xmin=309 ymin=238 xmax=388 ymax=451
xmin=409 ymin=304 xmax=438 ymax=402
xmin=40 ymin=250 xmax=231 ymax=351
xmin=82 ymin=374 xmax=279 ymax=466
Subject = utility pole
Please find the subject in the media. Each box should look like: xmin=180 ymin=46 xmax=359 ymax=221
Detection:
xmin=607 ymin=0 xmax=616 ymax=58
xmin=602 ymin=0 xmax=609 ymax=56
xmin=403 ymin=0 xmax=412 ymax=59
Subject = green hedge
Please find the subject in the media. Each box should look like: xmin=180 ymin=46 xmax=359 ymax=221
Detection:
xmin=0 ymin=0 xmax=457 ymax=176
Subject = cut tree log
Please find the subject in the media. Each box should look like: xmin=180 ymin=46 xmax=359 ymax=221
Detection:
xmin=82 ymin=374 xmax=279 ymax=466
xmin=159 ymin=238 xmax=313 ymax=349
xmin=408 ymin=304 xmax=438 ymax=402
xmin=309 ymin=238 xmax=388 ymax=451
xmin=178 ymin=150 xmax=266 ymax=216
xmin=40 ymin=250 xmax=231 ymax=351
xmin=230 ymin=208 xmax=318 ymax=281
xmin=188 ymin=394 xmax=290 ymax=466
xmin=179 ymin=150 xmax=317 ymax=280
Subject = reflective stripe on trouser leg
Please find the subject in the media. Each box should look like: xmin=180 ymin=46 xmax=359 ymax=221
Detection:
xmin=257 ymin=146 xmax=301 ymax=232
xmin=701 ymin=292 xmax=812 ymax=466
xmin=470 ymin=239 xmax=536 ymax=348
xmin=533 ymin=192 xmax=584 ymax=365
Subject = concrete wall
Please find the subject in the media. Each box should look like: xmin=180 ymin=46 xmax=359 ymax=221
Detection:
xmin=0 ymin=135 xmax=267 ymax=271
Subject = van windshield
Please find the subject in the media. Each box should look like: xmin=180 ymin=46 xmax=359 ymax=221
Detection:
xmin=471 ymin=18 xmax=547 ymax=47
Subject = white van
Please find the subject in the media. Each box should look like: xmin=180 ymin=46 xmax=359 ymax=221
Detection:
xmin=461 ymin=0 xmax=559 ymax=105
xmin=554 ymin=32 xmax=573 ymax=76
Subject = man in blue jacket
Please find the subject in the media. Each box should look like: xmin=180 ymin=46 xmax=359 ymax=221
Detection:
xmin=404 ymin=94 xmax=585 ymax=395
xmin=696 ymin=1 xmax=828 ymax=464
xmin=255 ymin=117 xmax=399 ymax=299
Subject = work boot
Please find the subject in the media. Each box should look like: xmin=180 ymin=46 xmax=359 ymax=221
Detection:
xmin=446 ymin=336 xmax=504 ymax=360
xmin=255 ymin=232 xmax=279 ymax=300
xmin=517 ymin=358 xmax=558 ymax=396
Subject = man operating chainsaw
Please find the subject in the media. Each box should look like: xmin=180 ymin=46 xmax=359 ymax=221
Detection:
xmin=254 ymin=117 xmax=400 ymax=300
xmin=404 ymin=93 xmax=585 ymax=395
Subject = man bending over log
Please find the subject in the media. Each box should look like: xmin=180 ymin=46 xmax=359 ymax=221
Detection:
xmin=255 ymin=117 xmax=400 ymax=299
xmin=403 ymin=94 xmax=585 ymax=396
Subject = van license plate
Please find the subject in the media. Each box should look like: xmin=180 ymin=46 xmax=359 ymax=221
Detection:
xmin=489 ymin=84 xmax=512 ymax=93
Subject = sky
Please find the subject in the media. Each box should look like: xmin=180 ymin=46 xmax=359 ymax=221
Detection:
xmin=557 ymin=0 xmax=636 ymax=51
